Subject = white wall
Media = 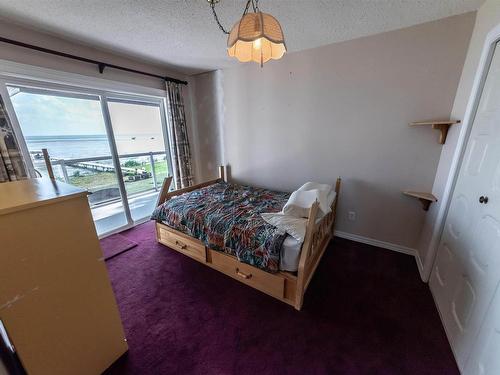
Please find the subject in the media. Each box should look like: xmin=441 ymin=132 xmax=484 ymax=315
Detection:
xmin=199 ymin=13 xmax=475 ymax=249
xmin=417 ymin=0 xmax=500 ymax=277
xmin=189 ymin=70 xmax=225 ymax=182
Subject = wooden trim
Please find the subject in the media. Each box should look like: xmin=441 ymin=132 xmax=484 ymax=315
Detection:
xmin=154 ymin=169 xmax=341 ymax=311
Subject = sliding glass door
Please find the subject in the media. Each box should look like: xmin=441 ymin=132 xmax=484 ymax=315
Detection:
xmin=106 ymin=98 xmax=170 ymax=222
xmin=6 ymin=83 xmax=171 ymax=236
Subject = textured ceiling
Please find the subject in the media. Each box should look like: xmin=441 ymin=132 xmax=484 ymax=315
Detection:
xmin=0 ymin=0 xmax=483 ymax=75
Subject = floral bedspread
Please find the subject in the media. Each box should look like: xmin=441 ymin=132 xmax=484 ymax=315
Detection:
xmin=151 ymin=181 xmax=290 ymax=273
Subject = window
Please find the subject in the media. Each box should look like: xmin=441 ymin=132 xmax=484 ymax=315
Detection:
xmin=5 ymin=82 xmax=171 ymax=236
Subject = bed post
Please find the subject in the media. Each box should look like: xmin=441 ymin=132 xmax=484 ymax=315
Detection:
xmin=334 ymin=178 xmax=341 ymax=201
xmin=295 ymin=200 xmax=320 ymax=310
xmin=218 ymin=165 xmax=225 ymax=182
xmin=156 ymin=176 xmax=173 ymax=207
xmin=331 ymin=177 xmax=341 ymax=235
xmin=42 ymin=148 xmax=55 ymax=180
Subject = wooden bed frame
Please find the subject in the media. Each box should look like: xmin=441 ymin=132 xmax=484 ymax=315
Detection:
xmin=155 ymin=166 xmax=340 ymax=310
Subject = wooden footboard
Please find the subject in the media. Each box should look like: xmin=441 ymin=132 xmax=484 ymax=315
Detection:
xmin=295 ymin=177 xmax=341 ymax=309
xmin=154 ymin=166 xmax=340 ymax=311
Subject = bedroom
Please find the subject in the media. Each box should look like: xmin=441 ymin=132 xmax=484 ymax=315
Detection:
xmin=0 ymin=0 xmax=499 ymax=374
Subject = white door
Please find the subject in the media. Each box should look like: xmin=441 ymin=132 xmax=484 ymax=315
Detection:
xmin=465 ymin=285 xmax=500 ymax=375
xmin=429 ymin=41 xmax=500 ymax=370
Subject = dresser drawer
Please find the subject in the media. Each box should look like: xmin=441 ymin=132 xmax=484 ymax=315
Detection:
xmin=157 ymin=226 xmax=206 ymax=262
xmin=208 ymin=249 xmax=285 ymax=299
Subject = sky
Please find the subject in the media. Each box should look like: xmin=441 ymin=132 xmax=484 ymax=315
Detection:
xmin=9 ymin=89 xmax=107 ymax=136
xmin=9 ymin=88 xmax=164 ymax=142
xmin=9 ymin=88 xmax=165 ymax=156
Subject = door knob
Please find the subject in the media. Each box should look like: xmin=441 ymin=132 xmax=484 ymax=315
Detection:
xmin=479 ymin=196 xmax=489 ymax=204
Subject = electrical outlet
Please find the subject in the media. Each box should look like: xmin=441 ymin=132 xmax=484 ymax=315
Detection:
xmin=348 ymin=211 xmax=356 ymax=221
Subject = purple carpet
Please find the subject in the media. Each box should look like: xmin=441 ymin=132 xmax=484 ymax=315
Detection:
xmin=101 ymin=234 xmax=138 ymax=260
xmin=102 ymin=221 xmax=458 ymax=375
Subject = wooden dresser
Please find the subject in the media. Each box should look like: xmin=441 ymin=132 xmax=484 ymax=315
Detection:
xmin=0 ymin=178 xmax=127 ymax=375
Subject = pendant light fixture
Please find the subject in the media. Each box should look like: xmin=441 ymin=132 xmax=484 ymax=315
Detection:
xmin=208 ymin=0 xmax=287 ymax=66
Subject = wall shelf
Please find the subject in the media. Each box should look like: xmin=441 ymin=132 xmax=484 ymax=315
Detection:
xmin=403 ymin=191 xmax=437 ymax=211
xmin=410 ymin=120 xmax=461 ymax=144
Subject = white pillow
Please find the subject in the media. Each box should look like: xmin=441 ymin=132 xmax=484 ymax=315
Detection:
xmin=261 ymin=213 xmax=308 ymax=242
xmin=282 ymin=188 xmax=333 ymax=218
xmin=298 ymin=181 xmax=333 ymax=193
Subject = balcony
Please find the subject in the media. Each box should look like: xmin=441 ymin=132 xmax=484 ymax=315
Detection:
xmin=32 ymin=151 xmax=168 ymax=236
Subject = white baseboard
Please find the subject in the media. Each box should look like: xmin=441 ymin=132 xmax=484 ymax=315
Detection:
xmin=334 ymin=230 xmax=416 ymax=256
xmin=415 ymin=251 xmax=428 ymax=282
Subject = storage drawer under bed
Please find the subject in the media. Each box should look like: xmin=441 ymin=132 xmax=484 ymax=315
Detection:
xmin=155 ymin=222 xmax=294 ymax=305
xmin=207 ymin=249 xmax=285 ymax=299
xmin=157 ymin=225 xmax=206 ymax=262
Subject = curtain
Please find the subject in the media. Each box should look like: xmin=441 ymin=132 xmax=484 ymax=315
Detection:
xmin=0 ymin=95 xmax=27 ymax=183
xmin=166 ymin=81 xmax=194 ymax=189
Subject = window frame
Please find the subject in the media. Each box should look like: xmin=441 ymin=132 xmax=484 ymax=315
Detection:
xmin=0 ymin=60 xmax=174 ymax=235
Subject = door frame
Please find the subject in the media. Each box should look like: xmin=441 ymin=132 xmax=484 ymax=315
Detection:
xmin=424 ymin=24 xmax=500 ymax=281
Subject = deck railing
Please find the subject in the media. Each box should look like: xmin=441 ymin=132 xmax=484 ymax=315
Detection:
xmin=31 ymin=150 xmax=167 ymax=202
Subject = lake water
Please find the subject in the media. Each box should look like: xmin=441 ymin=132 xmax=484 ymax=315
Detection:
xmin=26 ymin=134 xmax=167 ymax=178
xmin=26 ymin=134 xmax=166 ymax=160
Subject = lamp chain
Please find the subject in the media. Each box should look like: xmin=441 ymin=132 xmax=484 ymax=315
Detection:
xmin=210 ymin=1 xmax=230 ymax=35
xmin=210 ymin=0 xmax=261 ymax=36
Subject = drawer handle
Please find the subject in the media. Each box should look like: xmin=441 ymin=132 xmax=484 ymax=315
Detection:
xmin=175 ymin=240 xmax=187 ymax=250
xmin=236 ymin=268 xmax=252 ymax=279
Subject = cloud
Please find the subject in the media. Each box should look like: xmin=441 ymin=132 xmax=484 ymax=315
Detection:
xmin=11 ymin=93 xmax=106 ymax=136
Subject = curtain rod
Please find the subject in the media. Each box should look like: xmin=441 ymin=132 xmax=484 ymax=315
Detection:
xmin=0 ymin=36 xmax=188 ymax=85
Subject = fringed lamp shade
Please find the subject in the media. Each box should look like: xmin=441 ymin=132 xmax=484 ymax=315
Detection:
xmin=227 ymin=12 xmax=286 ymax=65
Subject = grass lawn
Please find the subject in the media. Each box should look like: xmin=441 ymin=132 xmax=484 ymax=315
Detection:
xmin=68 ymin=160 xmax=169 ymax=196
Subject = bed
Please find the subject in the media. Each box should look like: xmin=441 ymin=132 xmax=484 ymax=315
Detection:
xmin=151 ymin=166 xmax=340 ymax=310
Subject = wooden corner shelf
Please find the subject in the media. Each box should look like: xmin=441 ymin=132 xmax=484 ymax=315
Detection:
xmin=403 ymin=191 xmax=438 ymax=211
xmin=409 ymin=120 xmax=461 ymax=144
